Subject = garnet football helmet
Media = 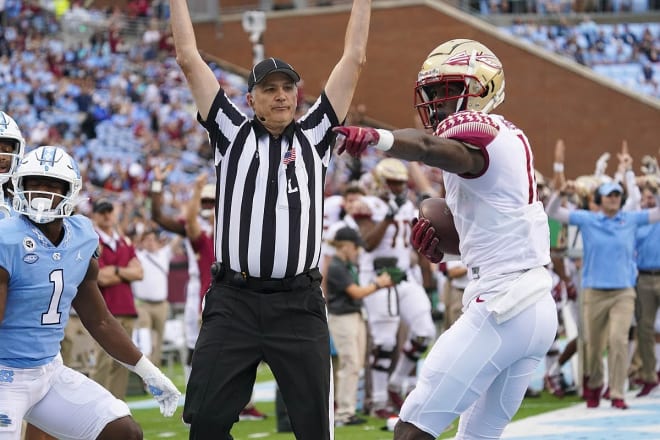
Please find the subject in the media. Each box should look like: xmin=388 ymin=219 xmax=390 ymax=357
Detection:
xmin=13 ymin=146 xmax=82 ymax=223
xmin=414 ymin=39 xmax=505 ymax=129
xmin=0 ymin=111 xmax=26 ymax=185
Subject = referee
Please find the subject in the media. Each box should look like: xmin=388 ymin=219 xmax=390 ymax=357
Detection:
xmin=169 ymin=0 xmax=373 ymax=438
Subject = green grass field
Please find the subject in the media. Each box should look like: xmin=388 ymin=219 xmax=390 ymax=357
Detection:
xmin=129 ymin=362 xmax=582 ymax=440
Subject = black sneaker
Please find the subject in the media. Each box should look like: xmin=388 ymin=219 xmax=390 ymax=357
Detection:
xmin=336 ymin=415 xmax=367 ymax=426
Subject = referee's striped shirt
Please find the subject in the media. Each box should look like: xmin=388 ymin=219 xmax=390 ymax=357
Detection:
xmin=199 ymin=90 xmax=340 ymax=279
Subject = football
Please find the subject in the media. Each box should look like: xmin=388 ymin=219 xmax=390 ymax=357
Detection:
xmin=418 ymin=197 xmax=461 ymax=255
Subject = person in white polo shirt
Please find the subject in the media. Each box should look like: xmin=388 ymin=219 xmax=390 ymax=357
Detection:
xmin=132 ymin=229 xmax=181 ymax=367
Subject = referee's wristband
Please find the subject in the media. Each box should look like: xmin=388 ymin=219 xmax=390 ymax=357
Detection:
xmin=553 ymin=162 xmax=564 ymax=173
xmin=374 ymin=129 xmax=394 ymax=152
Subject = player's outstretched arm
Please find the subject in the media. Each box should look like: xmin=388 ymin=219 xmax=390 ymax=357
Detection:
xmin=324 ymin=0 xmax=371 ymax=123
xmin=170 ymin=0 xmax=220 ymax=121
xmin=74 ymin=258 xmax=181 ymax=416
xmin=333 ymin=126 xmax=484 ymax=175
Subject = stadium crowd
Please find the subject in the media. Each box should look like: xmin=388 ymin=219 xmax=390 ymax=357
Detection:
xmin=505 ymin=18 xmax=660 ymax=97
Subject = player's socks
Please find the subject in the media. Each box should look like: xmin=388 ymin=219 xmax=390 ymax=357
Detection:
xmin=371 ymin=369 xmax=389 ymax=410
xmin=389 ymin=356 xmax=416 ymax=390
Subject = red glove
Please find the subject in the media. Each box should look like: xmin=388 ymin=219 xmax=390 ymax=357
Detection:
xmin=332 ymin=126 xmax=380 ymax=157
xmin=551 ymin=281 xmax=563 ymax=303
xmin=410 ymin=218 xmax=444 ymax=263
xmin=565 ymin=279 xmax=578 ymax=301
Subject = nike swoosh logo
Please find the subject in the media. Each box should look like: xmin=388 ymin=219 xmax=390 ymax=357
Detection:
xmin=476 ymin=295 xmax=485 ymax=303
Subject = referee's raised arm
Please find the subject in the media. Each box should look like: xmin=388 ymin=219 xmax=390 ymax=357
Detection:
xmin=170 ymin=2 xmax=374 ymax=439
xmin=324 ymin=0 xmax=372 ymax=123
xmin=169 ymin=0 xmax=219 ymax=121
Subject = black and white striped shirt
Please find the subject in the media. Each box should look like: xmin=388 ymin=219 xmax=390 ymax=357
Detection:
xmin=199 ymin=90 xmax=339 ymax=279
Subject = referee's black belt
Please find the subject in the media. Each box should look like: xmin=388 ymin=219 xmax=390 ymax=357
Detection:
xmin=639 ymin=269 xmax=660 ymax=276
xmin=211 ymin=262 xmax=321 ymax=293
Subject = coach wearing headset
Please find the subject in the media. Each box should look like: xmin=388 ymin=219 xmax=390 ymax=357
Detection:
xmin=546 ymin=171 xmax=660 ymax=411
xmin=169 ymin=0 xmax=372 ymax=438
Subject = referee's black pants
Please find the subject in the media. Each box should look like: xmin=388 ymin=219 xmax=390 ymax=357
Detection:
xmin=183 ymin=278 xmax=332 ymax=440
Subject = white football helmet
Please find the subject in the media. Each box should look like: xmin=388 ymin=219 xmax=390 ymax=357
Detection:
xmin=0 ymin=111 xmax=26 ymax=184
xmin=414 ymin=39 xmax=505 ymax=129
xmin=12 ymin=146 xmax=82 ymax=224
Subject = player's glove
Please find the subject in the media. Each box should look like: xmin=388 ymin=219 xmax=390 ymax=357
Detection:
xmin=410 ymin=217 xmax=444 ymax=263
xmin=564 ymin=279 xmax=578 ymax=301
xmin=333 ymin=126 xmax=380 ymax=157
xmin=379 ymin=266 xmax=406 ymax=285
xmin=551 ymin=281 xmax=563 ymax=303
xmin=133 ymin=356 xmax=181 ymax=417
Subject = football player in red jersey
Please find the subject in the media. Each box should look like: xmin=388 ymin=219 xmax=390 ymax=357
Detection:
xmin=334 ymin=39 xmax=557 ymax=439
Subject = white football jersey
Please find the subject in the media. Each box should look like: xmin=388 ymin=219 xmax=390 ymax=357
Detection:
xmin=441 ymin=111 xmax=550 ymax=280
xmin=364 ymin=195 xmax=418 ymax=272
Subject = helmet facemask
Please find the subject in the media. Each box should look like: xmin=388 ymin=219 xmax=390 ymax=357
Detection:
xmin=12 ymin=146 xmax=82 ymax=224
xmin=415 ymin=78 xmax=473 ymax=130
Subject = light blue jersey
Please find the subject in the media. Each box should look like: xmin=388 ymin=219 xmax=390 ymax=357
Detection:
xmin=0 ymin=215 xmax=99 ymax=367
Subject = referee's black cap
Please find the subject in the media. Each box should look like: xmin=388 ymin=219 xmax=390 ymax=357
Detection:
xmin=248 ymin=58 xmax=301 ymax=92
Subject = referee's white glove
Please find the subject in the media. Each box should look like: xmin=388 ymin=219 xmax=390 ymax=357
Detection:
xmin=132 ymin=356 xmax=181 ymax=417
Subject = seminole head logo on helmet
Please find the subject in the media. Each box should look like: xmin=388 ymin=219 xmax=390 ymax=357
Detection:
xmin=414 ymin=39 xmax=505 ymax=130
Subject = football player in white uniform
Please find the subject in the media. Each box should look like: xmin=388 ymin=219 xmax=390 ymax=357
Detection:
xmin=357 ymin=158 xmax=436 ymax=417
xmin=334 ymin=39 xmax=557 ymax=439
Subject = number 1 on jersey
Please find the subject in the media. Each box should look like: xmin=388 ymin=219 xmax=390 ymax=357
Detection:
xmin=42 ymin=270 xmax=64 ymax=325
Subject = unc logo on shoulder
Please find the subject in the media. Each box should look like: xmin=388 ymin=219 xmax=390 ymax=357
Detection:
xmin=23 ymin=237 xmax=36 ymax=252
xmin=23 ymin=253 xmax=39 ymax=264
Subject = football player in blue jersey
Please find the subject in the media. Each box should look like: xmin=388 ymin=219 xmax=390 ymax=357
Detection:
xmin=0 ymin=146 xmax=181 ymax=440
xmin=0 ymin=111 xmax=25 ymax=219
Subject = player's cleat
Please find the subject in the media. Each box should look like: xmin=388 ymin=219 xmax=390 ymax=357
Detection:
xmin=239 ymin=406 xmax=267 ymax=421
xmin=611 ymin=398 xmax=629 ymax=409
xmin=544 ymin=373 xmax=565 ymax=398
xmin=636 ymin=382 xmax=658 ymax=397
xmin=335 ymin=415 xmax=367 ymax=427
xmin=388 ymin=386 xmax=406 ymax=411
xmin=371 ymin=407 xmax=398 ymax=419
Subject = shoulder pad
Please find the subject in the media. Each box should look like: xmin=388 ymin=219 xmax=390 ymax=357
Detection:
xmin=434 ymin=111 xmax=499 ymax=149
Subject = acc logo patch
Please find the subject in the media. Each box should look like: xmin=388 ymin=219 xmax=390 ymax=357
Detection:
xmin=23 ymin=253 xmax=39 ymax=264
xmin=23 ymin=237 xmax=36 ymax=252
